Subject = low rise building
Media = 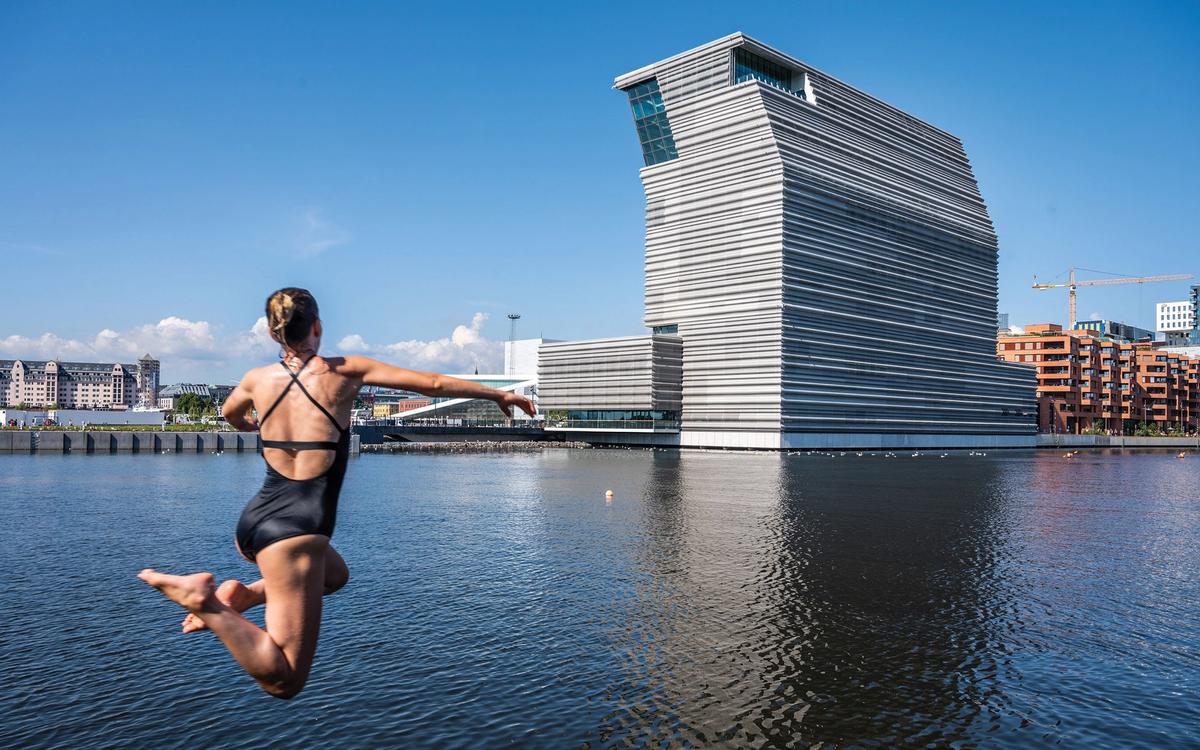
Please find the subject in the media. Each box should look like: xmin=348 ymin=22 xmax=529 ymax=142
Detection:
xmin=51 ymin=408 xmax=167 ymax=426
xmin=1 ymin=409 xmax=47 ymax=427
xmin=372 ymin=400 xmax=432 ymax=418
xmin=538 ymin=334 xmax=683 ymax=433
xmin=0 ymin=355 xmax=159 ymax=409
xmin=1074 ymin=319 xmax=1154 ymax=343
xmin=998 ymin=323 xmax=1200 ymax=434
xmin=157 ymin=383 xmax=235 ymax=410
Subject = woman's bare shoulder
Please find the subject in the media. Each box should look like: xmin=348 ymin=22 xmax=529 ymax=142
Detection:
xmin=325 ymin=355 xmax=372 ymax=375
xmin=237 ymin=363 xmax=279 ymax=389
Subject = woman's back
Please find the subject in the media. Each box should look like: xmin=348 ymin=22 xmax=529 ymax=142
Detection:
xmin=250 ymin=356 xmax=359 ymax=480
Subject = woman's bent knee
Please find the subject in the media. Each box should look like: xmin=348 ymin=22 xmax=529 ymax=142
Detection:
xmin=324 ymin=564 xmax=349 ymax=595
xmin=261 ymin=676 xmax=308 ymax=700
xmin=323 ymin=552 xmax=349 ymax=594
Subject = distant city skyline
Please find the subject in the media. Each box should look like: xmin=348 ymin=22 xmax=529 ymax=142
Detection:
xmin=1 ymin=2 xmax=1196 ymax=382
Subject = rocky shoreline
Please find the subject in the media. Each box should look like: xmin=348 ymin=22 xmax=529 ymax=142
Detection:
xmin=360 ymin=440 xmax=592 ymax=454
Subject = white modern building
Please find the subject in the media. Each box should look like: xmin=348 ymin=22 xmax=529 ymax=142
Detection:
xmin=543 ymin=33 xmax=1036 ymax=449
xmin=1161 ymin=284 xmax=1200 ymax=356
xmin=503 ymin=338 xmax=558 ymax=379
xmin=371 ymin=374 xmax=537 ymax=423
xmin=1157 ymin=298 xmax=1196 ymax=346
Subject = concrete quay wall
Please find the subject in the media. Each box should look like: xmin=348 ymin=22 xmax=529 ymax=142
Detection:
xmin=0 ymin=431 xmax=263 ymax=453
xmin=1037 ymin=434 xmax=1200 ymax=449
xmin=4 ymin=430 xmax=1195 ymax=454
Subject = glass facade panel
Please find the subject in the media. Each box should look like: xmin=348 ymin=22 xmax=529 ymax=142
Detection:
xmin=624 ymin=78 xmax=678 ymax=167
xmin=734 ymin=47 xmax=806 ymax=100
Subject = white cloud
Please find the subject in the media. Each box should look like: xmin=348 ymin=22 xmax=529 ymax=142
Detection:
xmin=337 ymin=313 xmax=502 ymax=373
xmin=234 ymin=316 xmax=279 ymax=358
xmin=337 ymin=333 xmax=369 ymax=352
xmin=0 ymin=332 xmax=95 ymax=361
xmin=0 ymin=313 xmax=501 ymax=381
xmin=297 ymin=209 xmax=351 ymax=257
xmin=0 ymin=316 xmax=276 ymax=381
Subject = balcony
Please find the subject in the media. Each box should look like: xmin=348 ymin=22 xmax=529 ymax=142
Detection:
xmin=1040 ymin=384 xmax=1077 ymax=393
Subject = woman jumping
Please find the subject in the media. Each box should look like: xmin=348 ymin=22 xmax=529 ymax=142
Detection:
xmin=139 ymin=287 xmax=535 ymax=699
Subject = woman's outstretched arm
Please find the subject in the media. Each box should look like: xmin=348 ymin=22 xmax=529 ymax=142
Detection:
xmin=344 ymin=356 xmax=536 ymax=418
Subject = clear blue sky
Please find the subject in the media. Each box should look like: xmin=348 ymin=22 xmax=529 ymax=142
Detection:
xmin=1 ymin=1 xmax=1197 ymax=382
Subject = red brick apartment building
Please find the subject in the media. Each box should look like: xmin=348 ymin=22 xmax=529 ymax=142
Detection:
xmin=998 ymin=324 xmax=1200 ymax=434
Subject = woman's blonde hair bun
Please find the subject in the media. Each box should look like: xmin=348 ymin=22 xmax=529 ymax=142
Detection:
xmin=265 ymin=287 xmax=319 ymax=350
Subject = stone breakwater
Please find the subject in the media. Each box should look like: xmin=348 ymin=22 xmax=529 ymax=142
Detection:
xmin=361 ymin=441 xmax=591 ymax=454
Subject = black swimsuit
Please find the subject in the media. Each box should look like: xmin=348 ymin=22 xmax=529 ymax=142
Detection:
xmin=236 ymin=358 xmax=350 ymax=561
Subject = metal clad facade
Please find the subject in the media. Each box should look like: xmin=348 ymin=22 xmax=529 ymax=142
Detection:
xmin=539 ymin=336 xmax=682 ymax=412
xmin=617 ymin=34 xmax=1035 ymax=447
xmin=623 ymin=36 xmax=788 ymax=438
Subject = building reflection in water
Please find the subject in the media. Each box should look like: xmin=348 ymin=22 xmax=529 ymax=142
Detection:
xmin=599 ymin=450 xmax=1025 ymax=747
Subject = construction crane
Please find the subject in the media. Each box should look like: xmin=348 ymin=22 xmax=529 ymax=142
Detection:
xmin=1032 ymin=267 xmax=1193 ymax=329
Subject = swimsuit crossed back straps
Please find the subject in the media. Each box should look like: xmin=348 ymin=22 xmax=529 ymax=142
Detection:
xmin=257 ymin=357 xmax=348 ymax=451
xmin=235 ymin=358 xmax=351 ymax=561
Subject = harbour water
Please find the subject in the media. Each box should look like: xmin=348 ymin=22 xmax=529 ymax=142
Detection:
xmin=1 ymin=449 xmax=1197 ymax=748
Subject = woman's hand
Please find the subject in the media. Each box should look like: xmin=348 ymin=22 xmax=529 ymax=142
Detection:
xmin=496 ymin=392 xmax=536 ymax=418
xmin=226 ymin=414 xmax=258 ymax=432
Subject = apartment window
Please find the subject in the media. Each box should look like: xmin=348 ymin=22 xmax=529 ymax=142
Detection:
xmin=625 ymin=78 xmax=678 ymax=167
xmin=652 ymin=324 xmax=678 ymax=334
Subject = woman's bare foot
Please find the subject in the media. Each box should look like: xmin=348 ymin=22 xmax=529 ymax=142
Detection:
xmin=181 ymin=580 xmax=259 ymax=633
xmin=137 ymin=569 xmax=217 ymax=613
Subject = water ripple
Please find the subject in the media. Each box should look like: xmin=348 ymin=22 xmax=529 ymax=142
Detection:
xmin=0 ymin=449 xmax=1197 ymax=748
